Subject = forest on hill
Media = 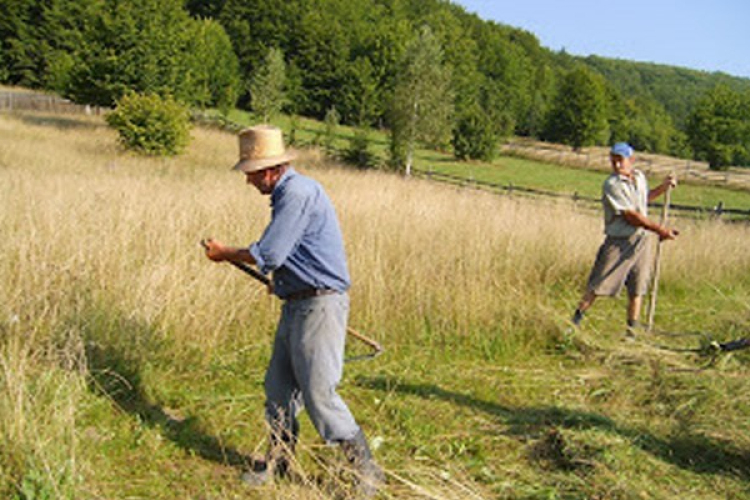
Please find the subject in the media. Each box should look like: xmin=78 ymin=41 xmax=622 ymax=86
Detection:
xmin=1 ymin=0 xmax=749 ymax=168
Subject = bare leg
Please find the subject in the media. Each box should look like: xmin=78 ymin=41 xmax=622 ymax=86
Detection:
xmin=572 ymin=291 xmax=597 ymax=326
xmin=627 ymin=294 xmax=642 ymax=324
xmin=577 ymin=290 xmax=597 ymax=313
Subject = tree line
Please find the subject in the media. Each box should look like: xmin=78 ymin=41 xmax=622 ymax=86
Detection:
xmin=1 ymin=0 xmax=749 ymax=169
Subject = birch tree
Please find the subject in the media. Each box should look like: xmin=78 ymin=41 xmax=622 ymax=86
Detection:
xmin=389 ymin=26 xmax=453 ymax=176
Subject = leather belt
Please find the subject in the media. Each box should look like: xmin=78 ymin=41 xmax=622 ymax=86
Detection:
xmin=284 ymin=289 xmax=338 ymax=301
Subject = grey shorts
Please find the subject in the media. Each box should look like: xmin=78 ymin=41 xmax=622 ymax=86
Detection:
xmin=586 ymin=232 xmax=653 ymax=297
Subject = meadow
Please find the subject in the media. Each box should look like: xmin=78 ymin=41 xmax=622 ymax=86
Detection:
xmin=1 ymin=111 xmax=750 ymax=499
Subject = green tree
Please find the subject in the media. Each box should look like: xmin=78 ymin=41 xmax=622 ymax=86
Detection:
xmin=687 ymin=85 xmax=750 ymax=170
xmin=452 ymin=76 xmax=513 ymax=162
xmin=187 ymin=19 xmax=240 ymax=114
xmin=544 ymin=66 xmax=609 ymax=150
xmin=343 ymin=127 xmax=379 ymax=169
xmin=67 ymin=0 xmax=220 ymax=107
xmin=292 ymin=2 xmax=350 ymax=118
xmin=340 ymin=55 xmax=382 ymax=127
xmin=452 ymin=103 xmax=498 ymax=162
xmin=218 ymin=0 xmax=301 ymax=99
xmin=474 ymin=21 xmax=537 ymax=135
xmin=106 ymin=92 xmax=191 ymax=156
xmin=422 ymin=7 xmax=480 ymax=125
xmin=389 ymin=25 xmax=453 ymax=175
xmin=248 ymin=46 xmax=287 ymax=123
xmin=184 ymin=0 xmax=227 ymax=19
xmin=0 ymin=0 xmax=42 ymax=86
xmin=607 ymin=93 xmax=679 ymax=155
xmin=323 ymin=105 xmax=340 ymax=155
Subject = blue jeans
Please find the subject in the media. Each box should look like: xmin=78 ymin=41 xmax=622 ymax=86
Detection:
xmin=264 ymin=292 xmax=360 ymax=443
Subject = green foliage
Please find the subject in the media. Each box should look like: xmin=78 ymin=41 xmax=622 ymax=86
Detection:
xmin=323 ymin=106 xmax=341 ymax=155
xmin=248 ymin=46 xmax=287 ymax=123
xmin=0 ymin=0 xmax=44 ymax=87
xmin=342 ymin=127 xmax=379 ymax=168
xmin=544 ymin=66 xmax=609 ymax=150
xmin=390 ymin=25 xmax=454 ymax=173
xmin=452 ymin=104 xmax=499 ymax=162
xmin=187 ymin=19 xmax=241 ymax=113
xmin=583 ymin=54 xmax=750 ymax=129
xmin=59 ymin=0 xmax=237 ymax=108
xmin=0 ymin=41 xmax=8 ymax=81
xmin=607 ymin=91 xmax=682 ymax=155
xmin=340 ymin=56 xmax=383 ymax=127
xmin=290 ymin=1 xmax=359 ymax=118
xmin=18 ymin=467 xmax=56 ymax=500
xmin=106 ymin=93 xmax=191 ymax=156
xmin=687 ymin=85 xmax=750 ymax=170
xmin=2 ymin=0 xmax=750 ymax=161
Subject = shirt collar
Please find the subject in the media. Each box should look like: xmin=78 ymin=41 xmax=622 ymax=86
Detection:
xmin=616 ymin=168 xmax=641 ymax=184
xmin=270 ymin=166 xmax=296 ymax=204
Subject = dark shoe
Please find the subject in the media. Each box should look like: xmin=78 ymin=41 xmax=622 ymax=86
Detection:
xmin=571 ymin=309 xmax=584 ymax=327
xmin=625 ymin=320 xmax=642 ymax=341
xmin=241 ymin=424 xmax=298 ymax=487
xmin=240 ymin=458 xmax=272 ymax=486
xmin=340 ymin=429 xmax=385 ymax=498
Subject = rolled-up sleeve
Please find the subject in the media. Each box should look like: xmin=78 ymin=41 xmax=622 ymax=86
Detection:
xmin=249 ymin=188 xmax=311 ymax=274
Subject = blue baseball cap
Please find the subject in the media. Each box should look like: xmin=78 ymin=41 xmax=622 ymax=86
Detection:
xmin=610 ymin=142 xmax=634 ymax=158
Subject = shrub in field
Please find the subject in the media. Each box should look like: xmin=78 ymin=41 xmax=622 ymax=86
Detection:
xmin=453 ymin=105 xmax=499 ymax=161
xmin=106 ymin=93 xmax=191 ymax=156
xmin=342 ymin=127 xmax=379 ymax=169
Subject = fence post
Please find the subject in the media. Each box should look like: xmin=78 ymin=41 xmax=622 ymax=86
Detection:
xmin=713 ymin=201 xmax=724 ymax=219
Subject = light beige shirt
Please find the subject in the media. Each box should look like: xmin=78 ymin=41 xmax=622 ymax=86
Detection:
xmin=602 ymin=169 xmax=649 ymax=238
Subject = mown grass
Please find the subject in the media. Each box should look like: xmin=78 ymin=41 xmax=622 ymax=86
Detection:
xmin=1 ymin=111 xmax=750 ymax=499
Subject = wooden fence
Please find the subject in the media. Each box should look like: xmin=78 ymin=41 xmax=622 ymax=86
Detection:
xmin=0 ymin=91 xmax=105 ymax=115
xmin=413 ymin=167 xmax=750 ymax=221
xmin=501 ymin=140 xmax=750 ymax=191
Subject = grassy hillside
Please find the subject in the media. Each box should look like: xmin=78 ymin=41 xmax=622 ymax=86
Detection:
xmin=219 ymin=108 xmax=750 ymax=214
xmin=1 ymin=111 xmax=750 ymax=499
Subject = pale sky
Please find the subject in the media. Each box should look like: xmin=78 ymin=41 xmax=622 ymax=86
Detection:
xmin=453 ymin=0 xmax=750 ymax=79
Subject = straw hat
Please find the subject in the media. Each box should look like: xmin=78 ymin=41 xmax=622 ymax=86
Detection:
xmin=232 ymin=125 xmax=297 ymax=173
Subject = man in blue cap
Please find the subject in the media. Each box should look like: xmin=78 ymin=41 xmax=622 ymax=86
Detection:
xmin=571 ymin=142 xmax=679 ymax=336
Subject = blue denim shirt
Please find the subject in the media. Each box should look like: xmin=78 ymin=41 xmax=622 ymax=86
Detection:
xmin=248 ymin=168 xmax=350 ymax=299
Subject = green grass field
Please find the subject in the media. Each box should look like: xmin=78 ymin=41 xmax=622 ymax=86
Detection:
xmin=1 ymin=110 xmax=750 ymax=499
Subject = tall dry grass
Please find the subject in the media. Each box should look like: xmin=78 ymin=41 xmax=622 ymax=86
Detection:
xmin=1 ymin=112 xmax=749 ymax=498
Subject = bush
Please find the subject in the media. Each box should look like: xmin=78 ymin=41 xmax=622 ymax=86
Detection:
xmin=342 ymin=128 xmax=380 ymax=169
xmin=106 ymin=93 xmax=191 ymax=156
xmin=453 ymin=107 xmax=499 ymax=161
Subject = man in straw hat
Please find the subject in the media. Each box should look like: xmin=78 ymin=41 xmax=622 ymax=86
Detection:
xmin=570 ymin=142 xmax=678 ymax=337
xmin=203 ymin=125 xmax=383 ymax=494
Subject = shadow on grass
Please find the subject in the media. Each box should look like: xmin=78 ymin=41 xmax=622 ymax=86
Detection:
xmin=17 ymin=113 xmax=105 ymax=130
xmin=81 ymin=310 xmax=253 ymax=468
xmin=356 ymin=375 xmax=750 ymax=480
